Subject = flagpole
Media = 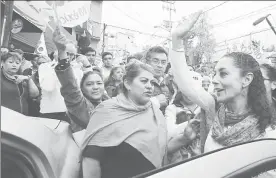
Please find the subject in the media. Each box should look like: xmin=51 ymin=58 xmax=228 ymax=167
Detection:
xmin=52 ymin=1 xmax=62 ymax=34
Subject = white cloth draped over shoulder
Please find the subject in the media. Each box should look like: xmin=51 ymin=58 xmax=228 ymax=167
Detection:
xmin=39 ymin=61 xmax=83 ymax=114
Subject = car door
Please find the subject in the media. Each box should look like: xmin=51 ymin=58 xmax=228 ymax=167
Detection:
xmin=1 ymin=131 xmax=56 ymax=178
xmin=1 ymin=106 xmax=81 ymax=178
xmin=134 ymin=139 xmax=276 ymax=178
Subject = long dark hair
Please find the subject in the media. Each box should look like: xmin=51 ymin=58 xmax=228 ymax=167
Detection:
xmin=80 ymin=67 xmax=105 ymax=100
xmin=224 ymin=52 xmax=272 ymax=131
xmin=105 ymin=66 xmax=124 ymax=87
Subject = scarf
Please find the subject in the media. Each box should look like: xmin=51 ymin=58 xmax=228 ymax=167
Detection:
xmin=2 ymin=69 xmax=23 ymax=84
xmin=211 ymin=104 xmax=263 ymax=146
xmin=79 ymin=94 xmax=167 ymax=168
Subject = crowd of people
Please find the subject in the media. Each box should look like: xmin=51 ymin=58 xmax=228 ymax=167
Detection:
xmin=1 ymin=11 xmax=276 ymax=178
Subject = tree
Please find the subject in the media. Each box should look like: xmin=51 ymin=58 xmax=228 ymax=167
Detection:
xmin=182 ymin=13 xmax=216 ymax=66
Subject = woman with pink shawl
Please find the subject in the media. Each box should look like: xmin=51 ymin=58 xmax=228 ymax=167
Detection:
xmin=80 ymin=61 xmax=200 ymax=178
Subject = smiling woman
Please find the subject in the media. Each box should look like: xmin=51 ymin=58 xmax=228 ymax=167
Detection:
xmin=169 ymin=12 xmax=275 ymax=156
xmin=55 ymin=61 xmax=110 ymax=132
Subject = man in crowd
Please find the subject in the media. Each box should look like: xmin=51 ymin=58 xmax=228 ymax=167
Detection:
xmin=81 ymin=46 xmax=97 ymax=67
xmin=65 ymin=43 xmax=77 ymax=62
xmin=268 ymin=53 xmax=276 ymax=68
xmin=101 ymin=51 xmax=114 ymax=82
xmin=202 ymin=76 xmax=211 ymax=92
xmin=144 ymin=46 xmax=173 ymax=112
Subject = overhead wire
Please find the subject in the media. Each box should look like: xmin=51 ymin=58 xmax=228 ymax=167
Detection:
xmin=142 ymin=29 xmax=163 ymax=45
xmin=111 ymin=3 xmax=152 ymax=28
xmin=106 ymin=24 xmax=168 ymax=39
xmin=211 ymin=4 xmax=276 ymax=28
xmin=216 ymin=26 xmax=276 ymax=45
xmin=104 ymin=1 xmax=275 ymax=54
xmin=202 ymin=1 xmax=229 ymax=13
xmin=99 ymin=1 xmax=231 ymax=44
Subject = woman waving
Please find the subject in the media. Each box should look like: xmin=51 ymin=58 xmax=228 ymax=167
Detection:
xmin=170 ymin=12 xmax=274 ymax=153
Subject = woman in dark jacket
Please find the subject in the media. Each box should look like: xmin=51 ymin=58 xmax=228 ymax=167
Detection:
xmin=1 ymin=52 xmax=39 ymax=115
xmin=55 ymin=58 xmax=110 ymax=132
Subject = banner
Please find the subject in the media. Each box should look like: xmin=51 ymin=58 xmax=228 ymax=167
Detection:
xmin=53 ymin=1 xmax=91 ymax=28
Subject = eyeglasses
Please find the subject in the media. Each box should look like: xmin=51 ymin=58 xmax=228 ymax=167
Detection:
xmin=103 ymin=57 xmax=112 ymax=60
xmin=151 ymin=58 xmax=167 ymax=66
xmin=67 ymin=52 xmax=76 ymax=57
xmin=86 ymin=53 xmax=96 ymax=57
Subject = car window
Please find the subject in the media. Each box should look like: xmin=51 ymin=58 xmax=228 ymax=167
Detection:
xmin=2 ymin=150 xmax=36 ymax=178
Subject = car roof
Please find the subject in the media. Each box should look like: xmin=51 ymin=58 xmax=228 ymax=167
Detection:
xmin=1 ymin=106 xmax=72 ymax=175
xmin=1 ymin=106 xmax=68 ymax=137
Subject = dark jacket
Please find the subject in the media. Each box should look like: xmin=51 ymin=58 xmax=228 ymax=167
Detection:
xmin=55 ymin=64 xmax=109 ymax=132
xmin=152 ymin=76 xmax=174 ymax=113
xmin=1 ymin=71 xmax=29 ymax=115
xmin=105 ymin=81 xmax=123 ymax=98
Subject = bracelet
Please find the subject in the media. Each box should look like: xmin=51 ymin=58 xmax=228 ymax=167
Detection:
xmin=58 ymin=57 xmax=69 ymax=62
xmin=172 ymin=48 xmax=185 ymax=52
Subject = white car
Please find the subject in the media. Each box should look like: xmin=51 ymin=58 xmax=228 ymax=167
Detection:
xmin=1 ymin=106 xmax=81 ymax=178
xmin=2 ymin=106 xmax=276 ymax=178
xmin=135 ymin=139 xmax=276 ymax=178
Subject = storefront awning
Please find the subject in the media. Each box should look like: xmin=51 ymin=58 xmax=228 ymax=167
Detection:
xmin=12 ymin=1 xmax=47 ymax=32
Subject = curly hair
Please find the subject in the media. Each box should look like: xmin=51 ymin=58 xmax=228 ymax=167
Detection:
xmin=1 ymin=52 xmax=21 ymax=62
xmin=224 ymin=52 xmax=272 ymax=131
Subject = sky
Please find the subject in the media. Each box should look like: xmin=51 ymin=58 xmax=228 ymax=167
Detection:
xmin=27 ymin=1 xmax=276 ymax=59
xmin=102 ymin=1 xmax=276 ymax=57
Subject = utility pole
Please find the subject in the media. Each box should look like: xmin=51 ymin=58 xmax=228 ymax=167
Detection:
xmin=102 ymin=23 xmax=107 ymax=54
xmin=162 ymin=1 xmax=175 ymax=57
xmin=162 ymin=1 xmax=175 ymax=33
xmin=1 ymin=1 xmax=14 ymax=47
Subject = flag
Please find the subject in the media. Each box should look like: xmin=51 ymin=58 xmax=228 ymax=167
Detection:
xmin=34 ymin=33 xmax=48 ymax=56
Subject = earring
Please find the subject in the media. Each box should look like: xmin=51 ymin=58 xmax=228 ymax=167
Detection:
xmin=241 ymin=87 xmax=247 ymax=97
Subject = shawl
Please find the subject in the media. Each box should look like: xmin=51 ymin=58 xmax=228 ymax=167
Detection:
xmin=211 ymin=104 xmax=263 ymax=146
xmin=79 ymin=94 xmax=168 ymax=168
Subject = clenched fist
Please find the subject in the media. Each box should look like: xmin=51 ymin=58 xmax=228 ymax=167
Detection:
xmin=183 ymin=119 xmax=200 ymax=142
xmin=53 ymin=27 xmax=68 ymax=52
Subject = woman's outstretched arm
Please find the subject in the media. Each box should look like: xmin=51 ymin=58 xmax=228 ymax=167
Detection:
xmin=170 ymin=12 xmax=215 ymax=113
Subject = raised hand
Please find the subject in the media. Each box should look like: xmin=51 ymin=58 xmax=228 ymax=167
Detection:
xmin=172 ymin=11 xmax=202 ymax=40
xmin=14 ymin=75 xmax=29 ymax=84
xmin=183 ymin=119 xmax=200 ymax=142
xmin=76 ymin=55 xmax=90 ymax=68
xmin=172 ymin=11 xmax=202 ymax=50
xmin=53 ymin=27 xmax=68 ymax=52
